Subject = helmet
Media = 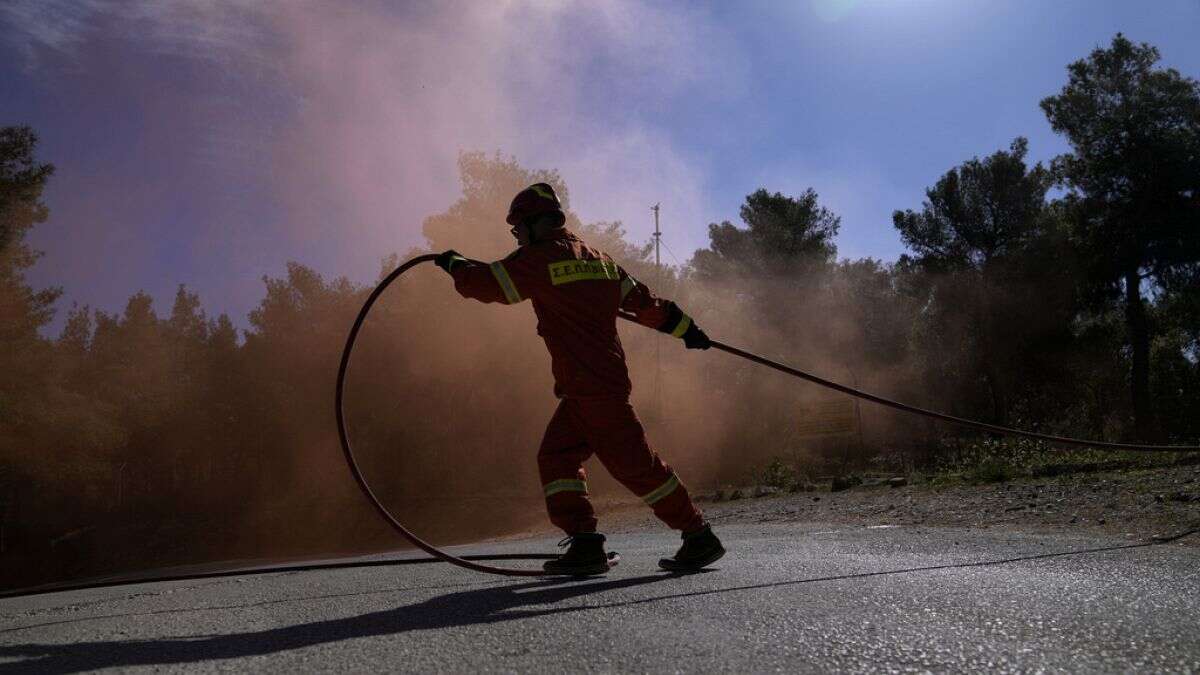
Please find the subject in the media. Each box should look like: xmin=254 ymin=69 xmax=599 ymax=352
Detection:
xmin=507 ymin=182 xmax=564 ymax=226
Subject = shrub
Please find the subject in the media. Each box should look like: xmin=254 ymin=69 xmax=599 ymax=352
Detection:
xmin=757 ymin=457 xmax=798 ymax=491
xmin=965 ymin=458 xmax=1014 ymax=484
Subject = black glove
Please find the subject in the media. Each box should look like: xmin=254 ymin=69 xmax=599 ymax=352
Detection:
xmin=434 ymin=250 xmax=464 ymax=273
xmin=681 ymin=322 xmax=711 ymax=350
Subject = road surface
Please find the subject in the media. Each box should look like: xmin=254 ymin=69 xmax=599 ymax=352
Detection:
xmin=2 ymin=522 xmax=1197 ymax=672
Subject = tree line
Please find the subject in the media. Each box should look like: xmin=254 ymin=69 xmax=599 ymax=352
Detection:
xmin=2 ymin=34 xmax=1197 ymax=588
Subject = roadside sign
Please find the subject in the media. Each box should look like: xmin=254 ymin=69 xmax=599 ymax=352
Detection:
xmin=796 ymin=397 xmax=858 ymax=437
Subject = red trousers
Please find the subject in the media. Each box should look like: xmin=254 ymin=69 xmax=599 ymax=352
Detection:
xmin=538 ymin=397 xmax=704 ymax=534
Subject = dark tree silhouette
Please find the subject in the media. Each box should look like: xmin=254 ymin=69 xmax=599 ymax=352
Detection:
xmin=692 ymin=188 xmax=840 ymax=281
xmin=893 ymin=138 xmax=1072 ymax=425
xmin=1041 ymin=34 xmax=1200 ymax=440
xmin=0 ymin=126 xmax=60 ymax=479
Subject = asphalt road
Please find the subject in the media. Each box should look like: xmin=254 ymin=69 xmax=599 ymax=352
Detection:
xmin=2 ymin=522 xmax=1197 ymax=673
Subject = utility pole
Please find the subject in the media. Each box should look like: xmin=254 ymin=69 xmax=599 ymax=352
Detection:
xmin=651 ymin=203 xmax=661 ymax=274
xmin=651 ymin=203 xmax=662 ymax=420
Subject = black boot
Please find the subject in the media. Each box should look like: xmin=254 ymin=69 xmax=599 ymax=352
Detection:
xmin=659 ymin=524 xmax=725 ymax=572
xmin=543 ymin=532 xmax=611 ymax=576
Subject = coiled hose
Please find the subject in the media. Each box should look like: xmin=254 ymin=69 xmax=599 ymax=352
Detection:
xmin=336 ymin=254 xmax=549 ymax=576
xmin=337 ymin=256 xmax=1200 ymax=579
xmin=6 ymin=254 xmax=1196 ymax=598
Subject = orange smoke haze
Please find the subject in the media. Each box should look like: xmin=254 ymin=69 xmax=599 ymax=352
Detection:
xmin=3 ymin=3 xmax=925 ymax=591
xmin=261 ymin=1 xmax=738 ymax=278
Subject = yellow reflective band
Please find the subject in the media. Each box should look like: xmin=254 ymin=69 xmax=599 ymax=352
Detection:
xmin=543 ymin=478 xmax=587 ymax=497
xmin=620 ymin=276 xmax=637 ymax=303
xmin=671 ymin=314 xmax=693 ymax=338
xmin=548 ymin=259 xmax=620 ymax=286
xmin=490 ymin=262 xmax=522 ymax=304
xmin=641 ymin=474 xmax=680 ymax=505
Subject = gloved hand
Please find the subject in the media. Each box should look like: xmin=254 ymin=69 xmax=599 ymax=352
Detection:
xmin=681 ymin=322 xmax=711 ymax=350
xmin=434 ymin=249 xmax=464 ymax=273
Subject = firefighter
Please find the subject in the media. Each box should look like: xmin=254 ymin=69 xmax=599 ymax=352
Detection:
xmin=434 ymin=183 xmax=725 ymax=575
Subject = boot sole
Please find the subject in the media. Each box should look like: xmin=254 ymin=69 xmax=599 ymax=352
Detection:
xmin=658 ymin=547 xmax=725 ymax=572
xmin=543 ymin=551 xmax=620 ymax=576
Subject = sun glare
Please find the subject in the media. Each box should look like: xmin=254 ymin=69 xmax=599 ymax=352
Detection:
xmin=811 ymin=0 xmax=864 ymax=23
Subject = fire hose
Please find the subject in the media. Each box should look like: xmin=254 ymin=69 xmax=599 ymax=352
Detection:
xmin=335 ymin=255 xmax=1200 ymax=578
xmin=5 ymin=254 xmax=1196 ymax=598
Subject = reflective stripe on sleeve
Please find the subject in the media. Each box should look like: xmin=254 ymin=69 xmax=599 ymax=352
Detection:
xmin=490 ymin=262 xmax=523 ymax=304
xmin=640 ymin=474 xmax=680 ymax=505
xmin=620 ymin=275 xmax=637 ymax=304
xmin=543 ymin=478 xmax=588 ymax=497
xmin=670 ymin=314 xmax=693 ymax=338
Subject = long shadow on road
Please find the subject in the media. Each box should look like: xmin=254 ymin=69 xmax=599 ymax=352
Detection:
xmin=0 ymin=537 xmax=1185 ymax=673
xmin=0 ymin=574 xmax=672 ymax=674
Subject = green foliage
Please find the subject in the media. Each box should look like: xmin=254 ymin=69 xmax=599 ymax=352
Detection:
xmin=1041 ymin=33 xmax=1200 ymax=439
xmin=0 ymin=126 xmax=60 ymax=340
xmin=893 ymin=138 xmax=1052 ymax=272
xmin=1149 ymin=327 xmax=1200 ymax=442
xmin=1159 ymin=263 xmax=1200 ymax=351
xmin=0 ymin=126 xmax=54 ymax=257
xmin=691 ymin=188 xmax=839 ymax=281
xmin=921 ymin=435 xmax=1196 ymax=485
xmin=893 ymin=138 xmax=1073 ymax=427
xmin=1040 ymin=35 xmax=1200 ymax=282
xmin=0 ymin=126 xmax=60 ymax=457
xmin=964 ymin=459 xmax=1014 ymax=485
xmin=930 ymin=437 xmax=1045 ymax=483
xmin=756 ymin=457 xmax=799 ymax=491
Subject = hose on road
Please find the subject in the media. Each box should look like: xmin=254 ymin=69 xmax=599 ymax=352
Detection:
xmin=336 ymin=256 xmax=1200 ymax=579
xmin=5 ymin=254 xmax=1196 ymax=597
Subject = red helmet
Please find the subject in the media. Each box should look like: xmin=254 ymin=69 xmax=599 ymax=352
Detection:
xmin=507 ymin=182 xmax=564 ymax=226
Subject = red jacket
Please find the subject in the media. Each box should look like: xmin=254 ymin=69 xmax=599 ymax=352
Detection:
xmin=447 ymin=228 xmax=695 ymax=399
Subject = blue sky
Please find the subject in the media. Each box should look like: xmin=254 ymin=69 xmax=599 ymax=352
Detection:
xmin=2 ymin=0 xmax=1199 ymax=332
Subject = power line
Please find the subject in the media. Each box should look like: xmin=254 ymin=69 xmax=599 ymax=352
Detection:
xmin=658 ymin=237 xmax=683 ymax=267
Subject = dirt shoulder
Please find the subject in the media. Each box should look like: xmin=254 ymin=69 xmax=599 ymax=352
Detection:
xmin=597 ymin=462 xmax=1200 ymax=545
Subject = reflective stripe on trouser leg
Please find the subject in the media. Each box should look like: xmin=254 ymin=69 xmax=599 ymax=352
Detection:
xmin=579 ymin=398 xmax=705 ymax=533
xmin=640 ymin=474 xmax=680 ymax=505
xmin=543 ymin=478 xmax=587 ymax=497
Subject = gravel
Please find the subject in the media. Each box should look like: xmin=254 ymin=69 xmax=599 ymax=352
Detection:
xmin=602 ymin=464 xmax=1200 ymax=544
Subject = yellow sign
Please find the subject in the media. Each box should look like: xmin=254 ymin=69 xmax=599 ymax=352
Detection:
xmin=548 ymin=259 xmax=619 ymax=285
xmin=796 ymin=397 xmax=858 ymax=437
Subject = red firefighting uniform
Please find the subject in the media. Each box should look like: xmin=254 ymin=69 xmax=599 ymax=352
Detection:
xmin=446 ymin=228 xmax=705 ymax=534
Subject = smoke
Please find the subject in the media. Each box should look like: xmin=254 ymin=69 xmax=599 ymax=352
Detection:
xmin=628 ymin=264 xmax=930 ymax=491
xmin=2 ymin=0 xmax=744 ymax=331
xmin=2 ymin=2 xmax=932 ymax=589
xmin=264 ymin=0 xmax=744 ymax=276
